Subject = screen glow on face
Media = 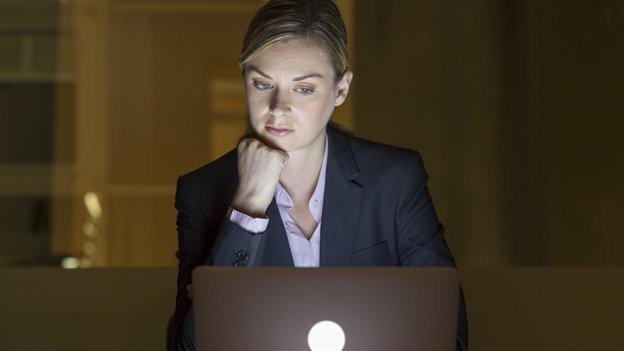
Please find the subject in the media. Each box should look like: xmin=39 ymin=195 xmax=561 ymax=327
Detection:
xmin=307 ymin=320 xmax=346 ymax=351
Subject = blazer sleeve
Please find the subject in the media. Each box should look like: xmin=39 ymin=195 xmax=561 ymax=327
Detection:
xmin=173 ymin=174 xmax=265 ymax=349
xmin=394 ymin=151 xmax=469 ymax=351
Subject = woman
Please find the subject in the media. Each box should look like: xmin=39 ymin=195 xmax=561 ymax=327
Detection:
xmin=174 ymin=0 xmax=468 ymax=350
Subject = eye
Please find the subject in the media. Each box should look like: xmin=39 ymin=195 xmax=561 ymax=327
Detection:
xmin=295 ymin=86 xmax=315 ymax=95
xmin=253 ymin=81 xmax=272 ymax=90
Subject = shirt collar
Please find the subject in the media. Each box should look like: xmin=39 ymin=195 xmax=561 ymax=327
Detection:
xmin=275 ymin=135 xmax=328 ymax=212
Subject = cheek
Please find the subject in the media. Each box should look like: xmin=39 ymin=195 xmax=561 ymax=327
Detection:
xmin=246 ymin=91 xmax=262 ymax=107
xmin=310 ymin=94 xmax=335 ymax=119
xmin=246 ymin=93 xmax=267 ymax=117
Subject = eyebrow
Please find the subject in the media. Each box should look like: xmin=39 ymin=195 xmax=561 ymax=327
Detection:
xmin=248 ymin=66 xmax=324 ymax=81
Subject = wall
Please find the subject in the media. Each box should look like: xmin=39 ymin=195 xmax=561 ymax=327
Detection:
xmin=354 ymin=0 xmax=624 ymax=266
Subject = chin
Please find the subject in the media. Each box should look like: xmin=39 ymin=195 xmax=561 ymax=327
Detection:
xmin=257 ymin=132 xmax=295 ymax=152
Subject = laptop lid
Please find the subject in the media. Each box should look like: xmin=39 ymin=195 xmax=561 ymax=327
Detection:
xmin=193 ymin=267 xmax=459 ymax=351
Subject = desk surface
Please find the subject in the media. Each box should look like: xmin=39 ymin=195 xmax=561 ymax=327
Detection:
xmin=0 ymin=267 xmax=622 ymax=351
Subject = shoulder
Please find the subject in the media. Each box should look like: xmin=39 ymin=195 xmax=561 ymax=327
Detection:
xmin=342 ymin=132 xmax=428 ymax=185
xmin=176 ymin=147 xmax=238 ymax=196
xmin=350 ymin=134 xmax=422 ymax=165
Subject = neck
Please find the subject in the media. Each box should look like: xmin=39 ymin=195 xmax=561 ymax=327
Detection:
xmin=279 ymin=129 xmax=327 ymax=203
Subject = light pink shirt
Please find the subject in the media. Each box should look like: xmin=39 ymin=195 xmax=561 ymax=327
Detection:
xmin=227 ymin=136 xmax=328 ymax=267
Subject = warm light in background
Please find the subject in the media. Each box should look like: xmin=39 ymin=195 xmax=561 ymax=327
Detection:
xmin=60 ymin=256 xmax=80 ymax=269
xmin=83 ymin=192 xmax=102 ymax=220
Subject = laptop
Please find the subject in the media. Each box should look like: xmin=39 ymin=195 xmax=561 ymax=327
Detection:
xmin=192 ymin=267 xmax=459 ymax=351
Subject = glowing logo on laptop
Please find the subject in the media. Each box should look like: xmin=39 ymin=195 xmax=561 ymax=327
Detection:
xmin=307 ymin=320 xmax=346 ymax=351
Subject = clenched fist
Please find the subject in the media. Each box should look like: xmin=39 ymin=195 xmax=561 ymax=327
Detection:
xmin=230 ymin=138 xmax=289 ymax=218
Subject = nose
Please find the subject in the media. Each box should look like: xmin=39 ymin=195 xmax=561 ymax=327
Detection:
xmin=269 ymin=88 xmax=291 ymax=118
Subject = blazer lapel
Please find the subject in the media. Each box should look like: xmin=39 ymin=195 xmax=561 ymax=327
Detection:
xmin=320 ymin=126 xmax=364 ymax=266
xmin=262 ymin=196 xmax=295 ymax=266
xmin=257 ymin=124 xmax=363 ymax=267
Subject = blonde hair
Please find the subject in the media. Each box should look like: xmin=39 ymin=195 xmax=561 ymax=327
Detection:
xmin=239 ymin=0 xmax=348 ymax=83
xmin=237 ymin=0 xmax=354 ymax=141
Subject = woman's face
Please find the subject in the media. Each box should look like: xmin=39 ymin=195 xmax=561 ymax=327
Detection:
xmin=243 ymin=38 xmax=352 ymax=153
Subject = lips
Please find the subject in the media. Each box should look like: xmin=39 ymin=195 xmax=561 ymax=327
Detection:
xmin=266 ymin=125 xmax=293 ymax=137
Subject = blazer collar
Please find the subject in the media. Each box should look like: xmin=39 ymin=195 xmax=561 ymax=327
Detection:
xmin=262 ymin=124 xmax=364 ymax=266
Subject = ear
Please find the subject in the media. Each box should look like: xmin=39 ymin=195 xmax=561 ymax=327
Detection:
xmin=334 ymin=71 xmax=354 ymax=107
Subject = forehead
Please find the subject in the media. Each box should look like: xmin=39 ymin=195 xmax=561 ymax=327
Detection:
xmin=246 ymin=39 xmax=333 ymax=78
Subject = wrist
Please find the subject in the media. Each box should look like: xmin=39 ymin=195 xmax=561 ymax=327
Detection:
xmin=231 ymin=190 xmax=269 ymax=218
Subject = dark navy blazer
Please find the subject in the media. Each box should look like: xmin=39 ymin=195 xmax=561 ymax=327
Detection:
xmin=174 ymin=123 xmax=468 ymax=350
